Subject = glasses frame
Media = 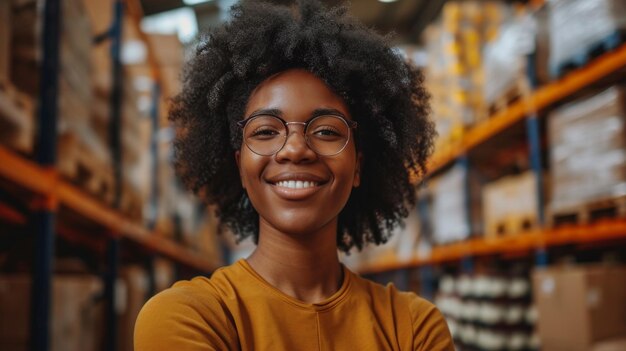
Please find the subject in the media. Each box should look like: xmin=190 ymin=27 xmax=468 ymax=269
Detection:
xmin=237 ymin=113 xmax=358 ymax=156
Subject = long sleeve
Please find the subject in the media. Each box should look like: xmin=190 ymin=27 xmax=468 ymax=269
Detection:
xmin=134 ymin=283 xmax=240 ymax=351
xmin=409 ymin=295 xmax=455 ymax=351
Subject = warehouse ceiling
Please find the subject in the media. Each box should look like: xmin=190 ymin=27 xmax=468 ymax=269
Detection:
xmin=139 ymin=0 xmax=448 ymax=44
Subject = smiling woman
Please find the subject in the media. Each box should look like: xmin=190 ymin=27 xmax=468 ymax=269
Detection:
xmin=134 ymin=0 xmax=453 ymax=350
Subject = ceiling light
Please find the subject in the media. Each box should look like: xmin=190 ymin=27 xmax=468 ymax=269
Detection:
xmin=379 ymin=0 xmax=398 ymax=3
xmin=183 ymin=0 xmax=215 ymax=5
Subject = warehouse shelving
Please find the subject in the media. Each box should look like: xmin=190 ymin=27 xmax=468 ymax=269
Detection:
xmin=359 ymin=218 xmax=626 ymax=274
xmin=428 ymin=43 xmax=626 ymax=174
xmin=362 ymin=43 xmax=626 ymax=276
xmin=0 ymin=1 xmax=218 ymax=350
xmin=0 ymin=5 xmax=216 ymax=274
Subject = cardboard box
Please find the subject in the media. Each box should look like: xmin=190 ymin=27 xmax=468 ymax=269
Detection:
xmin=119 ymin=266 xmax=149 ymax=351
xmin=482 ymin=171 xmax=539 ymax=238
xmin=0 ymin=0 xmax=10 ymax=84
xmin=0 ymin=274 xmax=103 ymax=351
xmin=548 ymin=87 xmax=626 ymax=212
xmin=532 ymin=265 xmax=626 ymax=351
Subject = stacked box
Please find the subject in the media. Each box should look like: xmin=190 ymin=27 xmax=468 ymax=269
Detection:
xmin=0 ymin=275 xmax=103 ymax=351
xmin=482 ymin=171 xmax=539 ymax=238
xmin=424 ymin=1 xmax=508 ymax=153
xmin=11 ymin=0 xmax=115 ymax=197
xmin=0 ymin=0 xmax=10 ymax=84
xmin=482 ymin=6 xmax=536 ymax=106
xmin=548 ymin=87 xmax=626 ymax=213
xmin=119 ymin=266 xmax=149 ymax=351
xmin=532 ymin=265 xmax=626 ymax=351
xmin=548 ymin=0 xmax=626 ymax=78
xmin=432 ymin=165 xmax=469 ymax=244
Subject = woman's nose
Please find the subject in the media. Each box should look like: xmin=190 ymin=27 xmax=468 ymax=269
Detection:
xmin=274 ymin=125 xmax=317 ymax=163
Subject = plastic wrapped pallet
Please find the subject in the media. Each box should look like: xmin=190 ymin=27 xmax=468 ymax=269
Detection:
xmin=548 ymin=0 xmax=626 ymax=78
xmin=344 ymin=203 xmax=423 ymax=270
xmin=431 ymin=164 xmax=471 ymax=244
xmin=482 ymin=171 xmax=539 ymax=238
xmin=548 ymin=87 xmax=626 ymax=213
xmin=483 ymin=9 xmax=536 ymax=106
xmin=0 ymin=274 xmax=103 ymax=351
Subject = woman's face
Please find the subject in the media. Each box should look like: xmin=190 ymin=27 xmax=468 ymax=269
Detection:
xmin=236 ymin=69 xmax=361 ymax=236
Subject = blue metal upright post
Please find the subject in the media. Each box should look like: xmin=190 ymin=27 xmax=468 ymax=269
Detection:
xmin=147 ymin=83 xmax=160 ymax=231
xmin=105 ymin=1 xmax=124 ymax=351
xmin=525 ymin=53 xmax=548 ymax=267
xmin=30 ymin=0 xmax=62 ymax=350
xmin=459 ymin=156 xmax=473 ymax=236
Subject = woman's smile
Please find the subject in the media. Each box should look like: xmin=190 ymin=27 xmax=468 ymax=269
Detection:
xmin=265 ymin=171 xmax=329 ymax=200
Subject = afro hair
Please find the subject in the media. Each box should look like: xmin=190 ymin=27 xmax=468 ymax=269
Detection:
xmin=169 ymin=0 xmax=435 ymax=253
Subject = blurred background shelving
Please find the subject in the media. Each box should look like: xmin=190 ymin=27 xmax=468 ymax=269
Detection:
xmin=2 ymin=0 xmax=626 ymax=350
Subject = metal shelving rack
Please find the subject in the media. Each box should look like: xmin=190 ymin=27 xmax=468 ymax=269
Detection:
xmin=360 ymin=42 xmax=626 ymax=276
xmin=0 ymin=1 xmax=219 ymax=350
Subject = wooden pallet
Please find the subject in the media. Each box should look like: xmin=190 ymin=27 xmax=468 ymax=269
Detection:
xmin=552 ymin=30 xmax=626 ymax=79
xmin=0 ymin=82 xmax=35 ymax=154
xmin=548 ymin=196 xmax=626 ymax=227
xmin=485 ymin=214 xmax=538 ymax=238
xmin=57 ymin=133 xmax=115 ymax=205
xmin=485 ymin=77 xmax=532 ymax=118
xmin=120 ymin=182 xmax=143 ymax=223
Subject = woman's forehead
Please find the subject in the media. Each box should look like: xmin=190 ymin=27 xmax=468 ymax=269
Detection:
xmin=245 ymin=69 xmax=351 ymax=120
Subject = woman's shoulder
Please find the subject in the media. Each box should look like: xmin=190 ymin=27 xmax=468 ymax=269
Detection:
xmin=134 ymin=263 xmax=244 ymax=351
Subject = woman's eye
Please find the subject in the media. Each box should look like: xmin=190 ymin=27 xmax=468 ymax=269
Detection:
xmin=251 ymin=128 xmax=280 ymax=138
xmin=312 ymin=128 xmax=341 ymax=138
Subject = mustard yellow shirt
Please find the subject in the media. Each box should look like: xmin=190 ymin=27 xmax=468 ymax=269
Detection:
xmin=135 ymin=259 xmax=454 ymax=351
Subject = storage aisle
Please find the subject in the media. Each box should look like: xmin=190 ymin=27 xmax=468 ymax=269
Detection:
xmin=0 ymin=0 xmax=625 ymax=350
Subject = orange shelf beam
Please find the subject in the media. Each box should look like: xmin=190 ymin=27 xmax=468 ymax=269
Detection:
xmin=358 ymin=219 xmax=626 ymax=275
xmin=428 ymin=43 xmax=626 ymax=174
xmin=0 ymin=145 xmax=217 ymax=273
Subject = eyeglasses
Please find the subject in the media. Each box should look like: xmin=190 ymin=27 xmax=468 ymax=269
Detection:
xmin=237 ymin=114 xmax=357 ymax=156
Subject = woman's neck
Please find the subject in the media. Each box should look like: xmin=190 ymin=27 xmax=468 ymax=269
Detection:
xmin=246 ymin=217 xmax=343 ymax=304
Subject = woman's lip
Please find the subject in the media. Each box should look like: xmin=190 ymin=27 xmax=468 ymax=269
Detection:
xmin=268 ymin=182 xmax=324 ymax=200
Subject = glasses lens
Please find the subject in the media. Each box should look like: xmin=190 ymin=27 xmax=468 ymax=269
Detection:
xmin=243 ymin=116 xmax=286 ymax=155
xmin=306 ymin=115 xmax=351 ymax=155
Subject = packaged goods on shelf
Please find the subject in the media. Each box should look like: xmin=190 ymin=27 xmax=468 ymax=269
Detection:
xmin=10 ymin=0 xmax=119 ymax=201
xmin=548 ymin=87 xmax=626 ymax=217
xmin=548 ymin=0 xmax=626 ymax=78
xmin=435 ymin=270 xmax=536 ymax=351
xmin=0 ymin=274 xmax=103 ymax=351
xmin=482 ymin=171 xmax=539 ymax=238
xmin=119 ymin=266 xmax=149 ymax=351
xmin=424 ymin=0 xmax=508 ymax=141
xmin=482 ymin=7 xmax=536 ymax=109
xmin=430 ymin=164 xmax=482 ymax=244
xmin=147 ymin=34 xmax=184 ymax=98
xmin=341 ymin=204 xmax=422 ymax=271
xmin=187 ymin=206 xmax=225 ymax=267
xmin=0 ymin=83 xmax=35 ymax=154
xmin=0 ymin=0 xmax=10 ymax=84
xmin=532 ymin=264 xmax=626 ymax=351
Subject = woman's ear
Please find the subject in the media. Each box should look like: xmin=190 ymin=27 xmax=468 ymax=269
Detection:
xmin=353 ymin=152 xmax=363 ymax=188
xmin=235 ymin=150 xmax=245 ymax=189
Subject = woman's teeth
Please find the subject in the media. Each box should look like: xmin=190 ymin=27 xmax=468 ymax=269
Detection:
xmin=275 ymin=180 xmax=318 ymax=189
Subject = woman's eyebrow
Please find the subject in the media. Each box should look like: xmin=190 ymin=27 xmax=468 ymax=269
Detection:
xmin=247 ymin=108 xmax=283 ymax=118
xmin=311 ymin=108 xmax=347 ymax=118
